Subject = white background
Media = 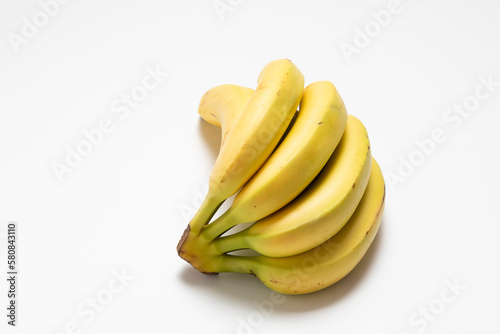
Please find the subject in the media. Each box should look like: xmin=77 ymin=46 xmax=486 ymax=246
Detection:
xmin=1 ymin=0 xmax=500 ymax=333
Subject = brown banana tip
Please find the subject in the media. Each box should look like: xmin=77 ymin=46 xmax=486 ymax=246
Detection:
xmin=176 ymin=224 xmax=191 ymax=255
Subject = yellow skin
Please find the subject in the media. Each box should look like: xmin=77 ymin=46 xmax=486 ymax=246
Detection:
xmin=182 ymin=59 xmax=304 ymax=236
xmin=197 ymin=84 xmax=254 ymax=148
xmin=212 ymin=115 xmax=372 ymax=257
xmin=218 ymin=158 xmax=385 ymax=294
xmin=202 ymin=81 xmax=348 ymax=240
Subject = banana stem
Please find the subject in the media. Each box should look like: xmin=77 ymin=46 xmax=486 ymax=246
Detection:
xmin=201 ymin=209 xmax=239 ymax=241
xmin=217 ymin=254 xmax=257 ymax=274
xmin=212 ymin=232 xmax=249 ymax=255
xmin=189 ymin=196 xmax=224 ymax=235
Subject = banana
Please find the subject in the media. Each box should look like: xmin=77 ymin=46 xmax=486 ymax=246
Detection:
xmin=212 ymin=115 xmax=372 ymax=257
xmin=198 ymin=84 xmax=254 ymax=148
xmin=178 ymin=59 xmax=304 ymax=270
xmin=202 ymin=81 xmax=348 ymax=241
xmin=217 ymin=158 xmax=385 ymax=294
xmin=182 ymin=59 xmax=304 ymax=235
xmin=198 ymin=84 xmax=299 ymax=152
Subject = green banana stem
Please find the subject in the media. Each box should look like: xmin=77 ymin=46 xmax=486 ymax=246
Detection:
xmin=177 ymin=193 xmax=227 ymax=273
xmin=188 ymin=196 xmax=224 ymax=235
xmin=211 ymin=232 xmax=249 ymax=255
xmin=217 ymin=254 xmax=257 ymax=274
xmin=201 ymin=209 xmax=239 ymax=241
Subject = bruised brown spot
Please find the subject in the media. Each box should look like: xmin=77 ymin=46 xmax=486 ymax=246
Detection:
xmin=318 ymin=122 xmax=323 ymax=125
xmin=352 ymin=182 xmax=356 ymax=188
xmin=269 ymin=279 xmax=278 ymax=283
xmin=249 ymin=269 xmax=256 ymax=277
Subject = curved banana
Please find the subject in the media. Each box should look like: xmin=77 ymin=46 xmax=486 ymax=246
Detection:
xmin=218 ymin=158 xmax=385 ymax=294
xmin=178 ymin=59 xmax=304 ymax=270
xmin=198 ymin=84 xmax=254 ymax=148
xmin=183 ymin=59 xmax=303 ymax=235
xmin=202 ymin=81 xmax=348 ymax=241
xmin=212 ymin=115 xmax=372 ymax=257
xmin=198 ymin=84 xmax=299 ymax=152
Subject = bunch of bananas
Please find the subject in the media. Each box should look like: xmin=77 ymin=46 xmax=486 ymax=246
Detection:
xmin=177 ymin=59 xmax=385 ymax=294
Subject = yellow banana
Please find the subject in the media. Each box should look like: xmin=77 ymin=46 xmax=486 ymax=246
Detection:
xmin=183 ymin=59 xmax=303 ymax=235
xmin=212 ymin=115 xmax=372 ymax=257
xmin=217 ymin=158 xmax=385 ymax=294
xmin=202 ymin=81 xmax=348 ymax=241
xmin=198 ymin=84 xmax=299 ymax=152
xmin=178 ymin=59 xmax=304 ymax=270
xmin=197 ymin=84 xmax=254 ymax=148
